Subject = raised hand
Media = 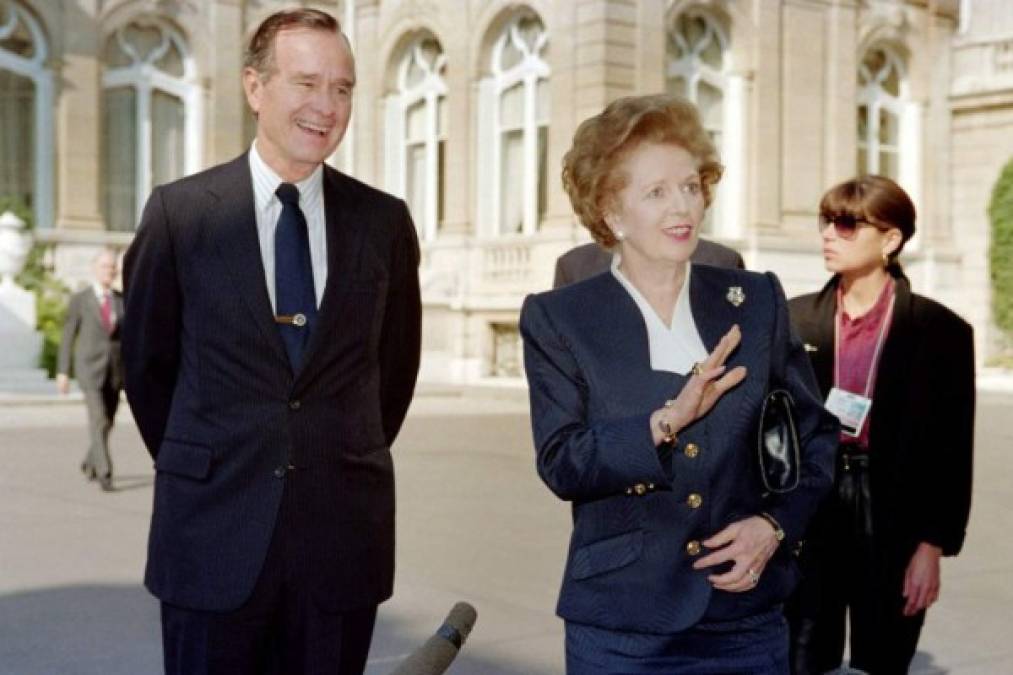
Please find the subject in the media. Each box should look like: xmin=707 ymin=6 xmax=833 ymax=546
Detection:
xmin=650 ymin=325 xmax=747 ymax=445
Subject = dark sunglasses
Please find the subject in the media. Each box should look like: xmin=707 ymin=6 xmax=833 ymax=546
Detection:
xmin=817 ymin=213 xmax=889 ymax=240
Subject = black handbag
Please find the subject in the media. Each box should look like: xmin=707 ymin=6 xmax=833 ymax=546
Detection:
xmin=757 ymin=388 xmax=801 ymax=494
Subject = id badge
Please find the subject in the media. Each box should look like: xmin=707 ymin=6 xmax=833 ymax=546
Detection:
xmin=825 ymin=387 xmax=873 ymax=437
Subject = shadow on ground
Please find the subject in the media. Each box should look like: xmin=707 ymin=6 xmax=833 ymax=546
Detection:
xmin=0 ymin=586 xmax=555 ymax=675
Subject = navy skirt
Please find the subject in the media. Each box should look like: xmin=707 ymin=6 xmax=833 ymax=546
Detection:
xmin=565 ymin=608 xmax=789 ymax=674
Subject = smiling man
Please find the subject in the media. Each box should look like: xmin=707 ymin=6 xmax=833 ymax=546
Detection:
xmin=121 ymin=9 xmax=422 ymax=674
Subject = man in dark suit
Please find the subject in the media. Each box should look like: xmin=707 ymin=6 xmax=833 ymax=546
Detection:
xmin=552 ymin=238 xmax=744 ymax=288
xmin=57 ymin=248 xmax=123 ymax=492
xmin=121 ymin=9 xmax=421 ymax=674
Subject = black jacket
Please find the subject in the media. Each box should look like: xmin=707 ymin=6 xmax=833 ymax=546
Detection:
xmin=788 ymin=270 xmax=974 ymax=556
xmin=122 ymin=154 xmax=422 ymax=612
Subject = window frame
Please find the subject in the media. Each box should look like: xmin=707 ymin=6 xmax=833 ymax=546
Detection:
xmin=101 ymin=17 xmax=202 ymax=230
xmin=384 ymin=35 xmax=447 ymax=243
xmin=478 ymin=13 xmax=550 ymax=238
xmin=0 ymin=1 xmax=53 ymax=229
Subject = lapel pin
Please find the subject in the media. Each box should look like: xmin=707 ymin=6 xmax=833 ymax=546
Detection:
xmin=804 ymin=343 xmax=818 ymax=352
xmin=726 ymin=286 xmax=745 ymax=307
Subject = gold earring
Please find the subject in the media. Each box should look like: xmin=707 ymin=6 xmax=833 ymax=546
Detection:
xmin=882 ymin=251 xmax=890 ymax=267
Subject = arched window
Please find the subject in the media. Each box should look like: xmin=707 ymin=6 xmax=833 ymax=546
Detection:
xmin=667 ymin=10 xmax=726 ymax=148
xmin=666 ymin=8 xmax=732 ymax=235
xmin=857 ymin=46 xmax=906 ymax=180
xmin=102 ymin=18 xmax=202 ymax=231
xmin=477 ymin=12 xmax=549 ymax=237
xmin=0 ymin=1 xmax=53 ymax=228
xmin=384 ymin=36 xmax=447 ymax=243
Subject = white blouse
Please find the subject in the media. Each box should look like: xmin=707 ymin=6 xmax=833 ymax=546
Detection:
xmin=610 ymin=254 xmax=709 ymax=375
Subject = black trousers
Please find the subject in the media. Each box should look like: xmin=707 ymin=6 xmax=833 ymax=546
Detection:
xmin=787 ymin=452 xmax=925 ymax=675
xmin=160 ymin=480 xmax=377 ymax=675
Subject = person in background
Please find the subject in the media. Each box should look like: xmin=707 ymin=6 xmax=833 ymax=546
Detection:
xmin=786 ymin=175 xmax=975 ymax=675
xmin=57 ymin=248 xmax=123 ymax=493
xmin=121 ymin=9 xmax=421 ymax=674
xmin=520 ymin=93 xmax=837 ymax=674
xmin=553 ymin=236 xmax=743 ymax=289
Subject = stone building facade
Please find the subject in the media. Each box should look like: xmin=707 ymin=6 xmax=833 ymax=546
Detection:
xmin=5 ymin=0 xmax=1004 ymax=382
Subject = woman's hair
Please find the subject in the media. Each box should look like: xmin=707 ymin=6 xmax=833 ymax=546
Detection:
xmin=245 ymin=9 xmax=341 ymax=78
xmin=561 ymin=94 xmax=723 ymax=248
xmin=819 ymin=175 xmax=916 ymax=265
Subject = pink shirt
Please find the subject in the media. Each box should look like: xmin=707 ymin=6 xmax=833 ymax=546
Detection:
xmin=836 ymin=278 xmax=895 ymax=449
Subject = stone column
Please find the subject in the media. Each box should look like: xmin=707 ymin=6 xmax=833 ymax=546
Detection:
xmin=352 ymin=0 xmax=380 ymax=186
xmin=439 ymin=16 xmax=472 ymax=238
xmin=55 ymin=1 xmax=103 ymax=232
xmin=209 ymin=0 xmax=246 ymax=164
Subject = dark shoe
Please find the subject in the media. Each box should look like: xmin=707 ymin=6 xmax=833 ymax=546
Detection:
xmin=81 ymin=462 xmax=96 ymax=481
xmin=98 ymin=476 xmax=114 ymax=492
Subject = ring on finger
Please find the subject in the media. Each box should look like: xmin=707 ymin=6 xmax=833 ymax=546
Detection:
xmin=690 ymin=362 xmax=703 ymax=377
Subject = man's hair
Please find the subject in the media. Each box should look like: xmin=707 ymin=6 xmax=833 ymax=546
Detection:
xmin=244 ymin=9 xmax=341 ymax=77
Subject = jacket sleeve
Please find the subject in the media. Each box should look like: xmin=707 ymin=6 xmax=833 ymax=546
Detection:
xmin=57 ymin=294 xmax=80 ymax=377
xmin=912 ymin=315 xmax=975 ymax=556
xmin=520 ymin=294 xmax=670 ymax=502
xmin=378 ymin=200 xmax=422 ymax=446
xmin=762 ymin=272 xmax=839 ymax=547
xmin=121 ymin=186 xmax=182 ymax=458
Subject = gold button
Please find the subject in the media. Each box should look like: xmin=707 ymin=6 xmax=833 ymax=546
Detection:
xmin=686 ymin=540 xmax=702 ymax=556
xmin=633 ymin=483 xmax=647 ymax=496
xmin=684 ymin=443 xmax=699 ymax=458
xmin=686 ymin=493 xmax=702 ymax=509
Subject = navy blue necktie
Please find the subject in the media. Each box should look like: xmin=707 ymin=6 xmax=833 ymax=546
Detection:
xmin=274 ymin=182 xmax=317 ymax=370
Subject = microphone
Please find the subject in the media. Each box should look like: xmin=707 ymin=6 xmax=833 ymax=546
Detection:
xmin=389 ymin=602 xmax=478 ymax=675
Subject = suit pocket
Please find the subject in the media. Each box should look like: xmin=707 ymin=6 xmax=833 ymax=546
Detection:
xmin=569 ymin=530 xmax=643 ymax=581
xmin=155 ymin=439 xmax=213 ymax=480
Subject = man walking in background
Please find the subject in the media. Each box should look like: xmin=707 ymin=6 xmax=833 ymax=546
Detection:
xmin=57 ymin=248 xmax=123 ymax=493
xmin=122 ymin=8 xmax=421 ymax=674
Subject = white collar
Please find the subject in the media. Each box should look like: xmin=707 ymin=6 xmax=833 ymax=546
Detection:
xmin=610 ymin=253 xmax=708 ymax=374
xmin=249 ymin=140 xmax=324 ymax=212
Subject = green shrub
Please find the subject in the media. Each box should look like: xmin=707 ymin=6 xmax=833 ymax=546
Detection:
xmin=989 ymin=158 xmax=1013 ymax=340
xmin=1 ymin=196 xmax=69 ymax=377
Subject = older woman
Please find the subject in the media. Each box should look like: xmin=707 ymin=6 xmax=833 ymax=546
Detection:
xmin=519 ymin=93 xmax=838 ymax=674
xmin=786 ymin=176 xmax=976 ymax=675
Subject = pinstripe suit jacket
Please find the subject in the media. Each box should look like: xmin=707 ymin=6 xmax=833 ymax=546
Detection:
xmin=520 ymin=265 xmax=838 ymax=633
xmin=122 ymin=154 xmax=421 ymax=612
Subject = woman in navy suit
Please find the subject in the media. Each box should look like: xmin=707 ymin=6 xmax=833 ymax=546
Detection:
xmin=519 ymin=94 xmax=838 ymax=673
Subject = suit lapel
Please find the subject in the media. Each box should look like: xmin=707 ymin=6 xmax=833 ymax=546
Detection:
xmin=294 ymin=168 xmax=368 ymax=380
xmin=868 ymin=274 xmax=913 ymax=440
xmin=807 ymin=278 xmax=838 ymax=395
xmin=689 ymin=266 xmax=761 ymax=445
xmin=208 ymin=155 xmax=289 ymax=365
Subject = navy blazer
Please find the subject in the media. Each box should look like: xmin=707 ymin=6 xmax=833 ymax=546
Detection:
xmin=122 ymin=154 xmax=421 ymax=613
xmin=520 ymin=265 xmax=837 ymax=633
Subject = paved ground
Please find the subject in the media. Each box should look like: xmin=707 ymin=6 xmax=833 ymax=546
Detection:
xmin=1 ymin=386 xmax=1012 ymax=674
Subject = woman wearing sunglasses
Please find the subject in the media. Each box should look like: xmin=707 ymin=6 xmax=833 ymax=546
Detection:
xmin=786 ymin=175 xmax=976 ymax=674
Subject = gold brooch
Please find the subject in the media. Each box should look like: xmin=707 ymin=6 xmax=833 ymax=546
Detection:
xmin=726 ymin=286 xmax=745 ymax=307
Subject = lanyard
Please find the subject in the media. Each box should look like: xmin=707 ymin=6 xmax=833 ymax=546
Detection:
xmin=833 ymin=286 xmax=895 ymax=398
